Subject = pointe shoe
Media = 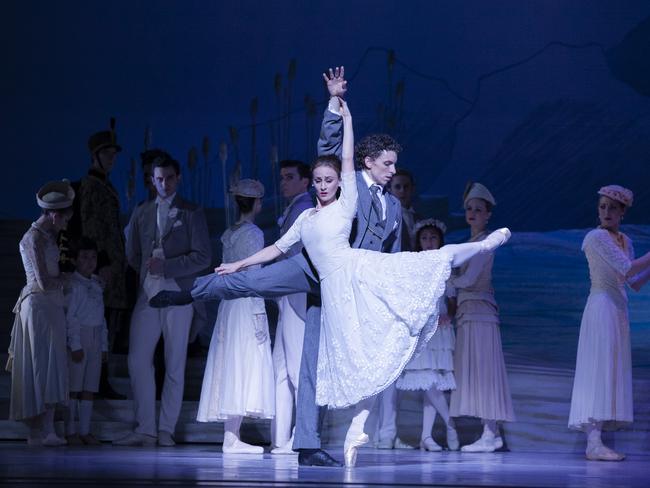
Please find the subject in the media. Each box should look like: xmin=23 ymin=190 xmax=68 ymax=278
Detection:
xmin=222 ymin=439 xmax=264 ymax=454
xmin=480 ymin=228 xmax=511 ymax=252
xmin=461 ymin=436 xmax=497 ymax=453
xmin=446 ymin=426 xmax=460 ymax=451
xmin=42 ymin=433 xmax=67 ymax=447
xmin=344 ymin=433 xmax=369 ymax=468
xmin=586 ymin=443 xmax=625 ymax=461
xmin=419 ymin=436 xmax=442 ymax=452
xmin=149 ymin=290 xmax=193 ymax=308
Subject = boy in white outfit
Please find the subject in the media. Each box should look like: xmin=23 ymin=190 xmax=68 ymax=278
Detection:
xmin=64 ymin=237 xmax=108 ymax=445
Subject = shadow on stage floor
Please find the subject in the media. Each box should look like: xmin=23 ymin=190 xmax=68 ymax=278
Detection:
xmin=0 ymin=442 xmax=648 ymax=488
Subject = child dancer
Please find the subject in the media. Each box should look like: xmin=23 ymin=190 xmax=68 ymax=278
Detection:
xmin=396 ymin=219 xmax=459 ymax=451
xmin=64 ymin=237 xmax=108 ymax=445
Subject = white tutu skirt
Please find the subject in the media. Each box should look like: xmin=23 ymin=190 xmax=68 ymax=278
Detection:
xmin=197 ymin=297 xmax=275 ymax=421
xmin=397 ymin=324 xmax=456 ymax=391
xmin=316 ymin=248 xmax=453 ymax=409
xmin=568 ymin=292 xmax=632 ymax=430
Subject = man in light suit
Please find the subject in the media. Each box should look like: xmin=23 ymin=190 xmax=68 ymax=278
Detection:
xmin=151 ymin=67 xmax=402 ymax=466
xmin=115 ymin=154 xmax=211 ymax=447
xmin=271 ymin=160 xmax=314 ymax=454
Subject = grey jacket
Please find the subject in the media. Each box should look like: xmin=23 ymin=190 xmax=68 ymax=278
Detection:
xmin=318 ymin=107 xmax=402 ymax=254
xmin=126 ymin=195 xmax=211 ymax=291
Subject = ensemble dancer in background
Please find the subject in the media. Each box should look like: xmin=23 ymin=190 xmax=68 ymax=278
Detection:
xmin=8 ymin=180 xmax=75 ymax=446
xmin=114 ymin=155 xmax=211 ymax=447
xmin=568 ymin=185 xmax=650 ymax=461
xmin=214 ymin=99 xmax=511 ymax=467
xmin=449 ymin=182 xmax=516 ymax=452
xmin=396 ymin=219 xmax=459 ymax=452
xmin=63 ymin=237 xmax=108 ymax=446
xmin=197 ymin=180 xmax=274 ymax=454
xmin=271 ymin=160 xmax=314 ymax=455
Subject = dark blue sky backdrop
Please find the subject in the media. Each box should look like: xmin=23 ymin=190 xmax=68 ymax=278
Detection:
xmin=3 ymin=1 xmax=650 ymax=227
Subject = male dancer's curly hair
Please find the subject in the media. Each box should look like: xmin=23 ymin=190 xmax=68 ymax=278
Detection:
xmin=354 ymin=134 xmax=402 ymax=170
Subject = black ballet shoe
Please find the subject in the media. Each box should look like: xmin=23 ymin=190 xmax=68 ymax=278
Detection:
xmin=298 ymin=448 xmax=344 ymax=467
xmin=149 ymin=290 xmax=193 ymax=308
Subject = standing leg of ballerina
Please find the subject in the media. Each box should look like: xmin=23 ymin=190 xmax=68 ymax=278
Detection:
xmin=343 ymin=396 xmax=376 ymax=467
xmin=422 ymin=388 xmax=459 ymax=451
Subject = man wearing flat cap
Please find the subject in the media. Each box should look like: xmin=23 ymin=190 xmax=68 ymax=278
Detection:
xmin=115 ymin=153 xmax=210 ymax=447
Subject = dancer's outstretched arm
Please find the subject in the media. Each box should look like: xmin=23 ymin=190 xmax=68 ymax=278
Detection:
xmin=339 ymin=99 xmax=354 ymax=174
xmin=215 ymin=245 xmax=283 ymax=275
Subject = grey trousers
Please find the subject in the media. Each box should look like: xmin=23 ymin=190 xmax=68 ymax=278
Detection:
xmin=191 ymin=257 xmax=325 ymax=449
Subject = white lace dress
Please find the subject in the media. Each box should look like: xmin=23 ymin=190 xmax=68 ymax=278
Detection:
xmin=276 ymin=172 xmax=453 ymax=409
xmin=396 ymin=287 xmax=456 ymax=392
xmin=568 ymin=228 xmax=634 ymax=430
xmin=8 ymin=222 xmax=68 ymax=420
xmin=197 ymin=222 xmax=275 ymax=421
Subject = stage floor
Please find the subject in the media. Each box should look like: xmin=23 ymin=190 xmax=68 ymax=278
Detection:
xmin=0 ymin=443 xmax=648 ymax=488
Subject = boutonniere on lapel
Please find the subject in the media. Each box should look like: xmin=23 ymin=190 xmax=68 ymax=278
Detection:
xmin=168 ymin=208 xmax=184 ymax=230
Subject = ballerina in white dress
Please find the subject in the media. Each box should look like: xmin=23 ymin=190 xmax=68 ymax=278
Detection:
xmin=569 ymin=185 xmax=650 ymax=461
xmin=197 ymin=179 xmax=275 ymax=454
xmin=216 ymin=99 xmax=511 ymax=466
xmin=9 ymin=180 xmax=75 ymax=446
xmin=396 ymin=219 xmax=459 ymax=452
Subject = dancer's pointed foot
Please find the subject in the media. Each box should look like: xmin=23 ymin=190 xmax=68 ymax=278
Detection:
xmin=419 ymin=436 xmax=442 ymax=452
xmin=222 ymin=439 xmax=264 ymax=454
xmin=344 ymin=433 xmax=369 ymax=467
xmin=446 ymin=426 xmax=460 ymax=451
xmin=297 ymin=448 xmax=343 ymax=467
xmin=149 ymin=290 xmax=193 ymax=308
xmin=481 ymin=228 xmax=511 ymax=252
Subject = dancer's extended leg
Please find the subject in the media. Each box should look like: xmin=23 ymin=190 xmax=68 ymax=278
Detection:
xmin=441 ymin=228 xmax=511 ymax=268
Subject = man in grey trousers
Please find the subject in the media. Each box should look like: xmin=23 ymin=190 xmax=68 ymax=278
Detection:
xmin=151 ymin=68 xmax=402 ymax=466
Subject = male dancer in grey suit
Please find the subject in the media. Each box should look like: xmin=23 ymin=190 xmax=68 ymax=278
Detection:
xmin=151 ymin=68 xmax=402 ymax=466
xmin=115 ymin=154 xmax=211 ymax=447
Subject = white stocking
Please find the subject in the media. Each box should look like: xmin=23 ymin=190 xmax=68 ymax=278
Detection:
xmin=421 ymin=398 xmax=436 ymax=441
xmin=424 ymin=388 xmax=452 ymax=427
xmin=42 ymin=405 xmax=56 ymax=437
xmin=223 ymin=416 xmax=242 ymax=447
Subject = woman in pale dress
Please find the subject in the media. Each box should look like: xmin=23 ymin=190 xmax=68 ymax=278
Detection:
xmin=196 ymin=179 xmax=275 ymax=454
xmin=396 ymin=218 xmax=459 ymax=452
xmin=449 ymin=182 xmax=516 ymax=452
xmin=568 ymin=185 xmax=650 ymax=461
xmin=216 ymin=99 xmax=511 ymax=466
xmin=8 ymin=180 xmax=75 ymax=446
